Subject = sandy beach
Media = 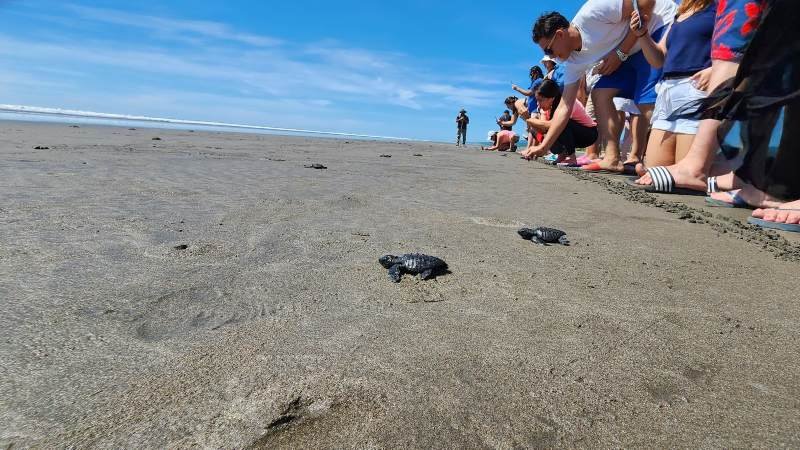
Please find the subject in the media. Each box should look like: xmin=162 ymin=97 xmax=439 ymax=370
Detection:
xmin=2 ymin=122 xmax=799 ymax=448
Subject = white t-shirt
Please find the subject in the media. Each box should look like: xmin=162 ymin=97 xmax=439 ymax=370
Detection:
xmin=561 ymin=0 xmax=677 ymax=85
xmin=585 ymin=64 xmax=602 ymax=92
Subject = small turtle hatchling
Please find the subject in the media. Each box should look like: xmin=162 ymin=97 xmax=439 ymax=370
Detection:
xmin=518 ymin=227 xmax=570 ymax=246
xmin=378 ymin=253 xmax=448 ymax=282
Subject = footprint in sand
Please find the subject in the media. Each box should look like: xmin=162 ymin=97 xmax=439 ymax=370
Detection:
xmin=133 ymin=286 xmax=270 ymax=342
xmin=469 ymin=216 xmax=527 ymax=229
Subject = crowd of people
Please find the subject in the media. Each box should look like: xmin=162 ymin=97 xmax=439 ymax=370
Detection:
xmin=464 ymin=0 xmax=798 ymax=233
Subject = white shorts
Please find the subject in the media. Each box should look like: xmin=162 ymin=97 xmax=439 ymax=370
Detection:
xmin=613 ymin=97 xmax=640 ymax=115
xmin=651 ymin=77 xmax=706 ymax=135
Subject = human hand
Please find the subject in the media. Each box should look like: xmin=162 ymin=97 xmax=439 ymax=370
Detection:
xmin=631 ymin=10 xmax=650 ymax=35
xmin=524 ymin=144 xmax=544 ymax=159
xmin=514 ymin=98 xmax=530 ymax=119
xmin=691 ymin=67 xmax=713 ymax=92
xmin=595 ymin=51 xmax=623 ymax=76
xmin=512 ymin=84 xmax=520 ymax=91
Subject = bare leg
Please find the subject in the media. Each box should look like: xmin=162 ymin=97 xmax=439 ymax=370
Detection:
xmin=635 ymin=60 xmax=739 ymax=189
xmin=588 ymin=88 xmax=624 ymax=171
xmin=584 ymin=142 xmax=600 ymax=160
xmin=645 ymin=129 xmax=677 ymax=166
xmin=674 ymin=133 xmax=694 ymax=163
xmin=619 ymin=112 xmax=632 ymax=161
xmin=627 ymin=104 xmax=653 ymax=164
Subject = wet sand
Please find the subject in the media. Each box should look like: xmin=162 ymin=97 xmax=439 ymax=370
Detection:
xmin=1 ymin=122 xmax=799 ymax=448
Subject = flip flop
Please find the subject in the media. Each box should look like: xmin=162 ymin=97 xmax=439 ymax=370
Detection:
xmin=557 ymin=162 xmax=581 ymax=167
xmin=624 ymin=166 xmax=705 ymax=195
xmin=704 ymin=190 xmax=750 ymax=208
xmin=622 ymin=162 xmax=639 ymax=176
xmin=748 ymin=217 xmax=800 ymax=233
xmin=581 ymin=162 xmax=621 ymax=174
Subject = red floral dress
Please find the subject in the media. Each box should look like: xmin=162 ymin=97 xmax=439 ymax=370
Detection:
xmin=711 ymin=0 xmax=767 ymax=61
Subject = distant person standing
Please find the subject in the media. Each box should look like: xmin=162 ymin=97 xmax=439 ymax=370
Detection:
xmin=456 ymin=109 xmax=469 ymax=147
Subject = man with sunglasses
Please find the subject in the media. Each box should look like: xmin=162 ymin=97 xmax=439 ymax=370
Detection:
xmin=529 ymin=0 xmax=677 ymax=172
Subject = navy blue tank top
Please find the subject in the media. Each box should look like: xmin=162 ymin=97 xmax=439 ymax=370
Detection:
xmin=663 ymin=3 xmax=716 ymax=77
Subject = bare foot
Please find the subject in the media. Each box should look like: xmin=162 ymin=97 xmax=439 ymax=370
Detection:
xmin=752 ymin=199 xmax=800 ymax=222
xmin=587 ymin=157 xmax=624 ymax=172
xmin=634 ymin=161 xmax=707 ymax=191
xmin=709 ymin=183 xmax=783 ymax=209
xmin=622 ymin=158 xmax=641 ymax=166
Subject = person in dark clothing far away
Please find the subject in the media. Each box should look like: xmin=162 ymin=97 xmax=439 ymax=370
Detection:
xmin=498 ymin=110 xmax=513 ymax=131
xmin=456 ymin=109 xmax=469 ymax=147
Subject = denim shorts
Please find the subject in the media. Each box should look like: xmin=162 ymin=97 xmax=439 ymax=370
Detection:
xmin=594 ymin=26 xmax=667 ymax=105
xmin=651 ymin=77 xmax=707 ymax=134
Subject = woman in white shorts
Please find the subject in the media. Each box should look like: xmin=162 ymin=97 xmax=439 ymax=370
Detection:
xmin=631 ymin=0 xmax=716 ymax=174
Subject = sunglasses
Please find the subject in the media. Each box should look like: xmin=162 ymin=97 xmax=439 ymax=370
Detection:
xmin=543 ymin=32 xmax=558 ymax=56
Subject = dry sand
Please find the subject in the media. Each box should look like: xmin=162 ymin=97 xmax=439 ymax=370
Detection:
xmin=1 ymin=122 xmax=799 ymax=448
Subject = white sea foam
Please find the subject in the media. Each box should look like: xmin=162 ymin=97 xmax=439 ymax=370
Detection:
xmin=0 ymin=104 xmax=415 ymax=141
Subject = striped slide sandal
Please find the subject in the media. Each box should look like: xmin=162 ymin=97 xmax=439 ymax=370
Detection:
xmin=624 ymin=166 xmax=705 ymax=195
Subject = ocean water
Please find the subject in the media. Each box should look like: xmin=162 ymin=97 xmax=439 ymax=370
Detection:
xmin=0 ymin=105 xmax=417 ymax=143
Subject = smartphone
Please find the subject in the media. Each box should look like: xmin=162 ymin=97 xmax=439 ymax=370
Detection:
xmin=632 ymin=0 xmax=642 ymax=29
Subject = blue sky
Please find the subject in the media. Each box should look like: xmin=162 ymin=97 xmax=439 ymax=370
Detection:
xmin=0 ymin=1 xmax=587 ymax=141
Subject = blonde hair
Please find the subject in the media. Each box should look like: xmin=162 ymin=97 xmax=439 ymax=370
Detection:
xmin=678 ymin=0 xmax=714 ymax=15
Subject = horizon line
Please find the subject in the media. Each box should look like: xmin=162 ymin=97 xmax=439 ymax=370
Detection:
xmin=0 ymin=104 xmax=421 ymax=142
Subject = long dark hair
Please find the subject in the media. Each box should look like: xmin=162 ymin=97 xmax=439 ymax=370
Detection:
xmin=504 ymin=96 xmax=519 ymax=113
xmin=536 ymin=79 xmax=562 ymax=110
xmin=530 ymin=66 xmax=544 ymax=80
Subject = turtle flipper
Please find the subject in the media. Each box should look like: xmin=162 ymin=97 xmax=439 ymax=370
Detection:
xmin=419 ymin=269 xmax=435 ymax=280
xmin=388 ymin=264 xmax=403 ymax=282
xmin=531 ymin=236 xmax=548 ymax=246
xmin=558 ymin=235 xmax=570 ymax=246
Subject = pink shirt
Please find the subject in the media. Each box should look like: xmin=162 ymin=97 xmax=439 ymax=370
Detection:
xmin=570 ymin=100 xmax=596 ymax=128
xmin=497 ymin=130 xmax=516 ymax=144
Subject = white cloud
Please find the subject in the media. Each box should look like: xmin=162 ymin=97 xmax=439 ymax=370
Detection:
xmin=66 ymin=4 xmax=283 ymax=47
xmin=0 ymin=3 xmax=509 ymax=139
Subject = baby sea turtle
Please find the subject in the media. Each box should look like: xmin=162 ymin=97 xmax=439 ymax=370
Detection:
xmin=518 ymin=227 xmax=570 ymax=246
xmin=304 ymin=163 xmax=327 ymax=169
xmin=379 ymin=253 xmax=448 ymax=282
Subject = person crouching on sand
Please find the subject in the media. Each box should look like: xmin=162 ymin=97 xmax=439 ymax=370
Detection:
xmin=482 ymin=130 xmax=520 ymax=152
xmin=517 ymin=79 xmax=598 ymax=165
